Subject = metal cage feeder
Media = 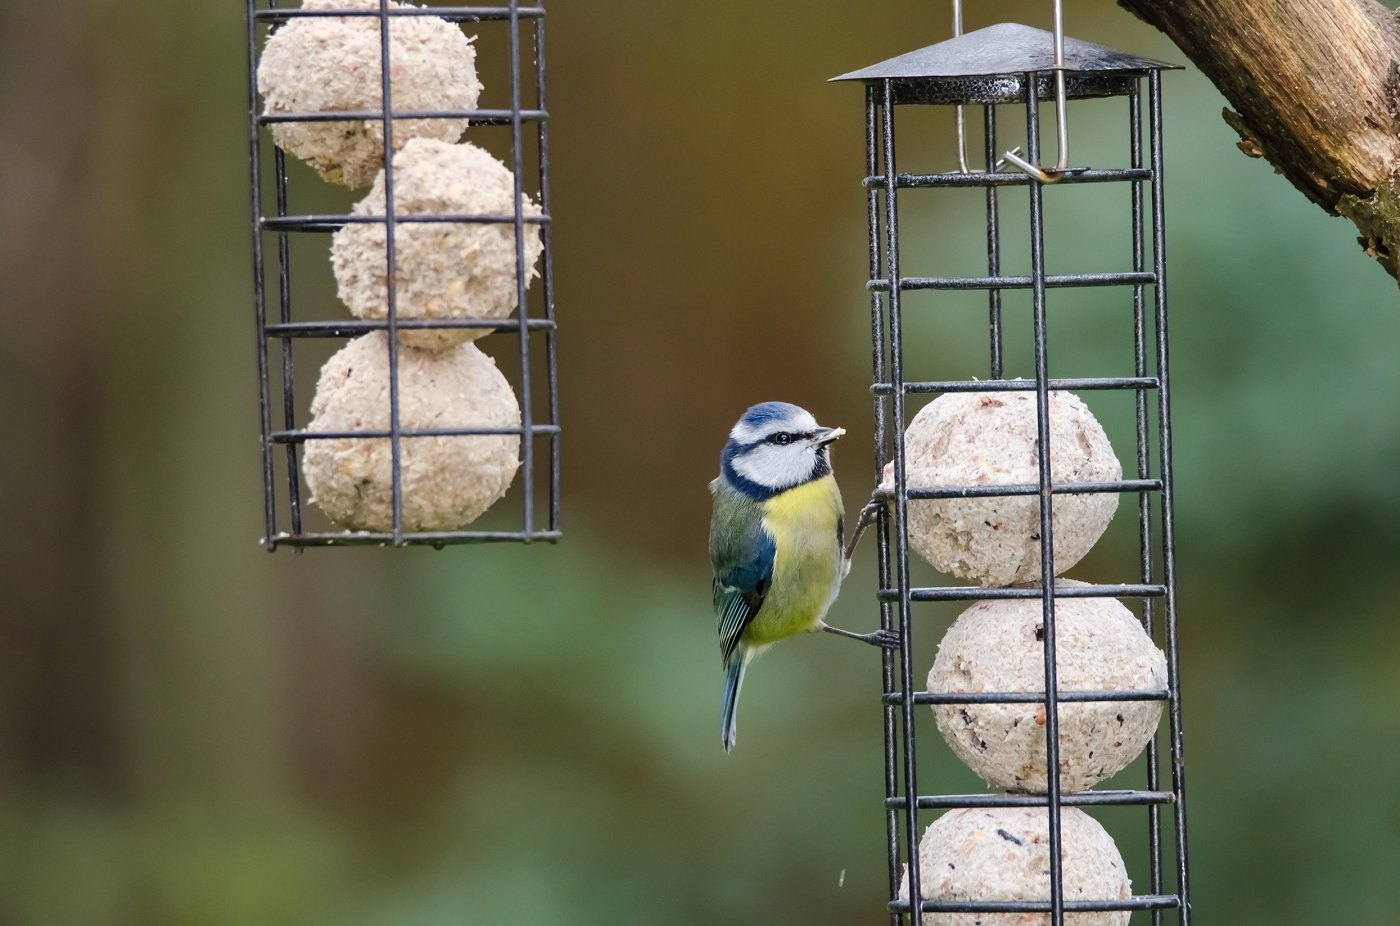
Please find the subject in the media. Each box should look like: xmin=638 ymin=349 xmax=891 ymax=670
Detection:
xmin=245 ymin=1 xmax=558 ymax=550
xmin=833 ymin=13 xmax=1193 ymax=926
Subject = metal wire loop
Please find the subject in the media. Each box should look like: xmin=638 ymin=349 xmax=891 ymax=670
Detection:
xmin=998 ymin=0 xmax=1071 ymax=182
xmin=950 ymin=0 xmax=1020 ymax=174
xmin=952 ymin=0 xmax=974 ymax=173
xmin=949 ymin=0 xmax=1055 ymax=178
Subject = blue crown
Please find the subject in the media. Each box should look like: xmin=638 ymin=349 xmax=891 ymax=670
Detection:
xmin=738 ymin=401 xmax=804 ymax=430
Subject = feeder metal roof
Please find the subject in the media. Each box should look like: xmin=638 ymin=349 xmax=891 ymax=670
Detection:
xmin=831 ymin=22 xmax=1178 ymax=83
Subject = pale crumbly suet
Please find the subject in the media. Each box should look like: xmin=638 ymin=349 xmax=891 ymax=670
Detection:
xmin=889 ymin=389 xmax=1121 ymax=587
xmin=331 ymin=139 xmax=544 ymax=352
xmin=302 ymin=332 xmax=520 ymax=531
xmin=257 ymin=0 xmax=481 ymax=189
xmin=928 ymin=579 xmax=1167 ymax=793
xmin=901 ymin=806 xmax=1131 ymax=926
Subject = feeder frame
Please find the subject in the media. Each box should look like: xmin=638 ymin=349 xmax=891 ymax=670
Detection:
xmin=835 ymin=23 xmax=1192 ymax=926
xmin=244 ymin=0 xmax=559 ymax=550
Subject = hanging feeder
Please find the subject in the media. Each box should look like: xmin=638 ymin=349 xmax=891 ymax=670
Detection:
xmin=244 ymin=0 xmax=559 ymax=550
xmin=833 ymin=4 xmax=1192 ymax=924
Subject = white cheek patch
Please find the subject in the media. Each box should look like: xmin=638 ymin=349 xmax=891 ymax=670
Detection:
xmin=732 ymin=444 xmax=818 ymax=490
xmin=730 ymin=420 xmax=763 ymax=443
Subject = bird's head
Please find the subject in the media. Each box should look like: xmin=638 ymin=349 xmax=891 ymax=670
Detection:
xmin=721 ymin=401 xmax=845 ymax=496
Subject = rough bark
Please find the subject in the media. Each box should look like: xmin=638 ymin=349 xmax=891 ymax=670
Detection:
xmin=1118 ymin=0 xmax=1400 ymax=280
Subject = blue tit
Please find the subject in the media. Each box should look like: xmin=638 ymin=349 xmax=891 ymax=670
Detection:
xmin=709 ymin=401 xmax=853 ymax=753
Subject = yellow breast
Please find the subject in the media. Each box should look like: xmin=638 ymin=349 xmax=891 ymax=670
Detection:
xmin=745 ymin=476 xmax=844 ymax=647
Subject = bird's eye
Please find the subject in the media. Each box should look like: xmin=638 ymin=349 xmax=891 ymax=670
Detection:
xmin=768 ymin=432 xmax=793 ymax=446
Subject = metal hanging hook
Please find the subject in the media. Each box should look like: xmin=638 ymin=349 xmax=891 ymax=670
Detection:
xmin=1000 ymin=0 xmax=1070 ymax=183
xmin=952 ymin=0 xmax=1021 ymax=174
xmin=952 ymin=0 xmax=973 ymax=173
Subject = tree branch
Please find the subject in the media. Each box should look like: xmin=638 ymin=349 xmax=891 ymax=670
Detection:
xmin=1118 ymin=0 xmax=1400 ymax=280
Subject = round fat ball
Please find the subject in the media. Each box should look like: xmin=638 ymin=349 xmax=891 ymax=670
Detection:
xmin=901 ymin=806 xmax=1131 ymax=926
xmin=929 ymin=580 xmax=1167 ymax=793
xmin=887 ymin=390 xmax=1121 ymax=587
xmin=302 ymin=332 xmax=520 ymax=531
xmin=331 ymin=138 xmax=544 ymax=351
xmin=257 ymin=0 xmax=481 ymax=188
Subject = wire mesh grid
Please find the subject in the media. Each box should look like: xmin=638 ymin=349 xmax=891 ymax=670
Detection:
xmin=244 ymin=1 xmax=558 ymax=550
xmin=862 ymin=71 xmax=1191 ymax=924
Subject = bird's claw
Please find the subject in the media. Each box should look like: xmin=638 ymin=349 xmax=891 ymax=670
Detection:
xmin=843 ymin=494 xmax=890 ymax=563
xmin=822 ymin=623 xmax=903 ymax=650
xmin=867 ymin=628 xmax=902 ymax=650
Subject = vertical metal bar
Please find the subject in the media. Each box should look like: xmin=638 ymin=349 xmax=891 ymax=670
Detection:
xmin=375 ymin=0 xmax=404 ymax=544
xmin=534 ymin=7 xmax=559 ymax=535
xmin=1026 ymin=74 xmax=1066 ymax=926
xmin=1129 ymin=78 xmax=1164 ymax=926
xmin=880 ymin=78 xmax=921 ymax=925
xmin=867 ymin=84 xmax=900 ymax=926
xmin=247 ymin=0 xmax=277 ymax=551
xmin=509 ymin=0 xmax=537 ymax=538
xmin=1149 ymin=68 xmax=1192 ymax=925
xmin=273 ymin=149 xmax=302 ymax=537
xmin=983 ymin=104 xmax=1003 ymax=379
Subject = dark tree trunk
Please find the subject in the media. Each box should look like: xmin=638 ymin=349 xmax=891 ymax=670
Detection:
xmin=1118 ymin=0 xmax=1400 ymax=281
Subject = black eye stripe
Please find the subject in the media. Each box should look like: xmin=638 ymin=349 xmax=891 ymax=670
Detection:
xmin=765 ymin=430 xmax=816 ymax=446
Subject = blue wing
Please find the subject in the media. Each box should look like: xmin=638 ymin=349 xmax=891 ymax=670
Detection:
xmin=711 ymin=522 xmax=776 ymax=669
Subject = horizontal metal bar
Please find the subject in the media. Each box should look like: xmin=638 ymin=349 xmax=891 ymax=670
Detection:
xmin=878 ymin=583 xmax=1167 ymax=603
xmin=876 ymin=376 xmax=1159 ymax=395
xmin=891 ymin=895 xmax=1181 ymax=915
xmin=881 ymin=478 xmax=1160 ymax=501
xmin=254 ymin=6 xmax=545 ymax=23
xmin=869 ymin=271 xmax=1155 ymax=292
xmin=888 ymin=789 xmax=1176 ymax=810
xmin=262 ymin=212 xmax=551 ymax=233
xmin=259 ymin=108 xmax=546 ymax=126
xmin=270 ymin=424 xmax=560 ymax=443
xmin=268 ymin=529 xmax=563 ymax=548
xmin=865 ymin=167 xmax=1151 ymax=189
xmin=265 ymin=318 xmax=554 ymax=338
xmin=891 ymin=688 xmax=1170 ymax=706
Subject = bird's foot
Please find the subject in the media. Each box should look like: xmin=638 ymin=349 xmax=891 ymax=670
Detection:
xmin=843 ymin=494 xmax=890 ymax=564
xmin=822 ymin=623 xmax=902 ymax=650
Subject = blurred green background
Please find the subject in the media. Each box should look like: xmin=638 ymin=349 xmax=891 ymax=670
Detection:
xmin=4 ymin=1 xmax=1400 ymax=924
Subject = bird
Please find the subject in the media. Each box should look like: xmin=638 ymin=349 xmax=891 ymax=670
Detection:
xmin=709 ymin=401 xmax=892 ymax=753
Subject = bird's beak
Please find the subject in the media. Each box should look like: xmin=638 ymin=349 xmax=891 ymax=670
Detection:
xmin=814 ymin=426 xmax=846 ymax=446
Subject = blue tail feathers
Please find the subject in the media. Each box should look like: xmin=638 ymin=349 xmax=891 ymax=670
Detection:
xmin=720 ymin=655 xmax=747 ymax=753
